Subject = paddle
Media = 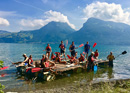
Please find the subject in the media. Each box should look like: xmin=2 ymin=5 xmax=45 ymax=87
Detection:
xmin=91 ymin=43 xmax=97 ymax=51
xmin=67 ymin=55 xmax=71 ymax=59
xmin=79 ymin=44 xmax=84 ymax=47
xmin=0 ymin=66 xmax=9 ymax=70
xmin=31 ymin=67 xmax=42 ymax=73
xmin=115 ymin=51 xmax=127 ymax=58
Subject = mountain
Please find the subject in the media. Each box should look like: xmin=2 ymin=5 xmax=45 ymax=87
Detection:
xmin=0 ymin=30 xmax=11 ymax=34
xmin=67 ymin=18 xmax=130 ymax=45
xmin=0 ymin=21 xmax=75 ymax=43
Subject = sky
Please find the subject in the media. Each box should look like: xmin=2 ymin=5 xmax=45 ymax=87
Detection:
xmin=0 ymin=0 xmax=130 ymax=32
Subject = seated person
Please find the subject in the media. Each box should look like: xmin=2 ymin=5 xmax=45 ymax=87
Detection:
xmin=55 ymin=53 xmax=67 ymax=64
xmin=94 ymin=49 xmax=99 ymax=59
xmin=40 ymin=54 xmax=46 ymax=68
xmin=75 ymin=52 xmax=78 ymax=59
xmin=78 ymin=53 xmax=85 ymax=62
xmin=42 ymin=57 xmax=55 ymax=72
xmin=27 ymin=55 xmax=35 ymax=67
xmin=70 ymin=56 xmax=78 ymax=65
xmin=51 ymin=52 xmax=56 ymax=61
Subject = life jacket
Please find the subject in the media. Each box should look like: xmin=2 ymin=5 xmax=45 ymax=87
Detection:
xmin=70 ymin=44 xmax=75 ymax=50
xmin=52 ymin=55 xmax=56 ymax=60
xmin=60 ymin=44 xmax=65 ymax=49
xmin=28 ymin=58 xmax=33 ymax=66
xmin=80 ymin=55 xmax=85 ymax=61
xmin=45 ymin=62 xmax=49 ymax=67
xmin=94 ymin=52 xmax=99 ymax=57
xmin=46 ymin=46 xmax=51 ymax=51
xmin=88 ymin=55 xmax=94 ymax=64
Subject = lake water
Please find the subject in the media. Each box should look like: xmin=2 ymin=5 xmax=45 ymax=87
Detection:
xmin=0 ymin=43 xmax=130 ymax=92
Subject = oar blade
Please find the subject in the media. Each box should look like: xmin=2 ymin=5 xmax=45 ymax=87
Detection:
xmin=93 ymin=43 xmax=97 ymax=48
xmin=0 ymin=66 xmax=9 ymax=70
xmin=122 ymin=51 xmax=127 ymax=55
xmin=67 ymin=55 xmax=71 ymax=59
xmin=79 ymin=44 xmax=84 ymax=47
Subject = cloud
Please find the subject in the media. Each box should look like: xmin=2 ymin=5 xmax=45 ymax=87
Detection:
xmin=42 ymin=0 xmax=48 ymax=4
xmin=0 ymin=11 xmax=17 ymax=17
xmin=83 ymin=2 xmax=130 ymax=25
xmin=0 ymin=17 xmax=10 ymax=26
xmin=20 ymin=10 xmax=75 ymax=29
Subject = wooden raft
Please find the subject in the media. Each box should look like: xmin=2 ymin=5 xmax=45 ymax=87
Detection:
xmin=53 ymin=64 xmax=83 ymax=72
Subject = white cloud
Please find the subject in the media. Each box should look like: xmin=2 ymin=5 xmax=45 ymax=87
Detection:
xmin=0 ymin=11 xmax=17 ymax=17
xmin=20 ymin=10 xmax=75 ymax=29
xmin=83 ymin=2 xmax=130 ymax=25
xmin=42 ymin=0 xmax=48 ymax=4
xmin=0 ymin=17 xmax=10 ymax=26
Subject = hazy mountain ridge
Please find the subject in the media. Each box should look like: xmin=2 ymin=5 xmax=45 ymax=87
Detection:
xmin=0 ymin=18 xmax=130 ymax=45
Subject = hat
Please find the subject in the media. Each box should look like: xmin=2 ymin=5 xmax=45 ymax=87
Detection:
xmin=91 ymin=52 xmax=94 ymax=55
xmin=23 ymin=54 xmax=26 ymax=56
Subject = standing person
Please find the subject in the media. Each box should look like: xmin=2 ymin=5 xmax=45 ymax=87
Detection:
xmin=84 ymin=41 xmax=91 ymax=60
xmin=87 ymin=52 xmax=95 ymax=71
xmin=69 ymin=41 xmax=78 ymax=57
xmin=94 ymin=49 xmax=99 ymax=59
xmin=45 ymin=44 xmax=52 ymax=59
xmin=107 ymin=52 xmax=115 ymax=67
xmin=59 ymin=41 xmax=66 ymax=59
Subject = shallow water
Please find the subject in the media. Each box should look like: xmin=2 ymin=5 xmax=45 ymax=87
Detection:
xmin=0 ymin=43 xmax=130 ymax=92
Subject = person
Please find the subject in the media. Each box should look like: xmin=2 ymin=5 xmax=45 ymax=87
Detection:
xmin=15 ymin=54 xmax=29 ymax=66
xmin=51 ymin=52 xmax=56 ymax=61
xmin=55 ymin=53 xmax=67 ymax=64
xmin=40 ymin=54 xmax=46 ymax=68
xmin=45 ymin=44 xmax=52 ymax=59
xmin=84 ymin=42 xmax=91 ymax=59
xmin=78 ymin=53 xmax=85 ymax=62
xmin=27 ymin=55 xmax=34 ymax=67
xmin=42 ymin=57 xmax=55 ymax=72
xmin=94 ymin=49 xmax=99 ymax=59
xmin=59 ymin=41 xmax=66 ymax=59
xmin=70 ymin=56 xmax=78 ymax=65
xmin=75 ymin=52 xmax=78 ymax=59
xmin=87 ymin=52 xmax=95 ymax=71
xmin=69 ymin=41 xmax=78 ymax=57
xmin=107 ymin=52 xmax=115 ymax=67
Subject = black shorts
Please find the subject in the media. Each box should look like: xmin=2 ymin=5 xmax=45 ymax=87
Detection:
xmin=71 ymin=50 xmax=75 ymax=57
xmin=60 ymin=49 xmax=65 ymax=54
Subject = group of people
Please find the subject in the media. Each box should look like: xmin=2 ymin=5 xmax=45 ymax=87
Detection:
xmin=14 ymin=41 xmax=115 ymax=72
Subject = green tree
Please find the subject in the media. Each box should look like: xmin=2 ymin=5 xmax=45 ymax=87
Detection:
xmin=0 ymin=60 xmax=5 ymax=93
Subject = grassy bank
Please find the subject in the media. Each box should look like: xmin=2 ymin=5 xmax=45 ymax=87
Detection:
xmin=19 ymin=79 xmax=130 ymax=93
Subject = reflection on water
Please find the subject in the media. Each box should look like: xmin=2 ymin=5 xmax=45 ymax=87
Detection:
xmin=0 ymin=43 xmax=130 ymax=92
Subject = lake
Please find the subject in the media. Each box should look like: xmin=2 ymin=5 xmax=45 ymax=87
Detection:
xmin=0 ymin=43 xmax=130 ymax=92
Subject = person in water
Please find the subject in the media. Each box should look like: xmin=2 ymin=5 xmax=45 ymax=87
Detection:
xmin=55 ymin=53 xmax=67 ymax=64
xmin=84 ymin=41 xmax=91 ymax=59
xmin=51 ymin=52 xmax=56 ymax=61
xmin=69 ymin=41 xmax=78 ymax=57
xmin=78 ymin=53 xmax=85 ymax=62
xmin=87 ymin=52 xmax=95 ymax=71
xmin=59 ymin=41 xmax=66 ymax=59
xmin=107 ymin=52 xmax=115 ymax=67
xmin=94 ymin=49 xmax=99 ymax=59
xmin=45 ymin=44 xmax=52 ymax=59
